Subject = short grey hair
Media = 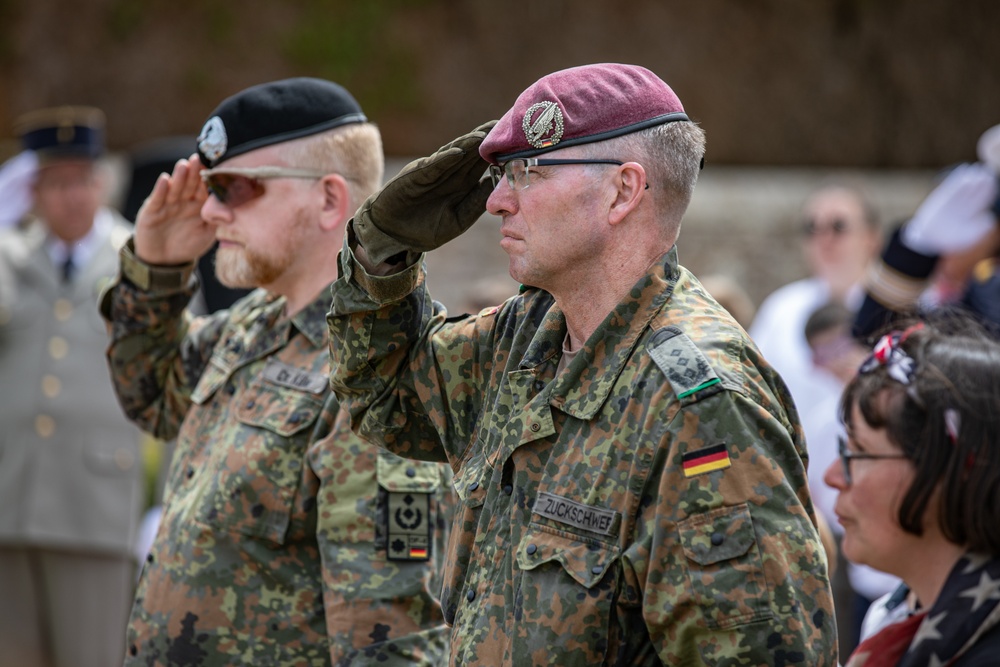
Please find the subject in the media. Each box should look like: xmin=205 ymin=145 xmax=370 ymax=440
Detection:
xmin=579 ymin=121 xmax=706 ymax=229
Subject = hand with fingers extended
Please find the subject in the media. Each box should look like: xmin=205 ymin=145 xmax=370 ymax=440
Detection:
xmin=902 ymin=162 xmax=1000 ymax=256
xmin=353 ymin=120 xmax=498 ymax=265
xmin=133 ymin=154 xmax=216 ymax=265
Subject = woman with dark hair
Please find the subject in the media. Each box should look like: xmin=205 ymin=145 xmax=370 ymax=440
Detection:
xmin=825 ymin=314 xmax=1000 ymax=666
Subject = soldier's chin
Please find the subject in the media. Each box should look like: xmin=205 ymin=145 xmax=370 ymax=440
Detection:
xmin=214 ymin=251 xmax=255 ymax=289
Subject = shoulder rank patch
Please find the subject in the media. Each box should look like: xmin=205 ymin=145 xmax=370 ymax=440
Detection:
xmin=648 ymin=325 xmax=721 ymax=400
xmin=532 ymin=492 xmax=620 ymax=537
xmin=386 ymin=491 xmax=431 ymax=561
xmin=682 ymin=443 xmax=731 ymax=477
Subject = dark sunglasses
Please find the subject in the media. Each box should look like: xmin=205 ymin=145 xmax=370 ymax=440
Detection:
xmin=801 ymin=218 xmax=849 ymax=238
xmin=200 ymin=166 xmax=327 ymax=208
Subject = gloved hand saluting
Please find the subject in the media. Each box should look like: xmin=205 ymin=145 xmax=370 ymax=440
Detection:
xmin=353 ymin=120 xmax=498 ymax=265
xmin=902 ymin=162 xmax=999 ymax=255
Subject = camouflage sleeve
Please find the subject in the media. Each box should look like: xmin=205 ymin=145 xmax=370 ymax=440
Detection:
xmin=311 ymin=409 xmax=454 ymax=665
xmin=102 ymin=265 xmax=227 ymax=441
xmin=630 ymin=387 xmax=838 ymax=665
xmin=328 ymin=236 xmax=489 ymax=464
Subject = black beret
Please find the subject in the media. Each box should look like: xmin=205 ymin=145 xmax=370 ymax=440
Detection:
xmin=14 ymin=105 xmax=105 ymax=160
xmin=196 ymin=77 xmax=367 ymax=168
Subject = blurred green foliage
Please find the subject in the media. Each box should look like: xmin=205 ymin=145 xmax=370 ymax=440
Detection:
xmin=280 ymin=0 xmax=427 ymax=116
xmin=98 ymin=0 xmax=426 ymax=116
xmin=106 ymin=0 xmax=146 ymax=42
xmin=140 ymin=434 xmax=167 ymax=511
xmin=0 ymin=0 xmax=21 ymax=64
xmin=106 ymin=0 xmax=236 ymax=44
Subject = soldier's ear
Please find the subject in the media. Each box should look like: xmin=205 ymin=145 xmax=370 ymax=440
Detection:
xmin=608 ymin=162 xmax=646 ymax=226
xmin=318 ymin=174 xmax=351 ymax=231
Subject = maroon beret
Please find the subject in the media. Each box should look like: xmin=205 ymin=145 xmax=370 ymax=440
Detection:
xmin=480 ymin=63 xmax=689 ymax=164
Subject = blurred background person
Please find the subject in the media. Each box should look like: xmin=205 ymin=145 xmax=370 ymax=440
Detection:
xmin=803 ymin=300 xmax=902 ymax=655
xmin=826 ymin=314 xmax=1000 ymax=665
xmin=0 ymin=148 xmax=38 ymax=230
xmin=751 ymin=182 xmax=883 ymax=418
xmin=854 ymin=123 xmax=1000 ymax=341
xmin=0 ymin=106 xmax=145 ymax=667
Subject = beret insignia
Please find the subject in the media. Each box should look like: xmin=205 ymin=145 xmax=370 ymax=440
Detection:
xmin=522 ymin=101 xmax=564 ymax=149
xmin=197 ymin=116 xmax=228 ymax=162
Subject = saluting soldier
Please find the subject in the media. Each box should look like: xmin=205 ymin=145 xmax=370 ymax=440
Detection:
xmin=327 ymin=63 xmax=839 ymax=665
xmin=0 ymin=106 xmax=144 ymax=667
xmin=100 ymin=78 xmax=452 ymax=666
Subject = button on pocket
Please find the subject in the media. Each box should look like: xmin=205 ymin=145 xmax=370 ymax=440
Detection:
xmin=513 ymin=523 xmax=618 ymax=663
xmin=201 ymin=382 xmax=321 ymax=545
xmin=678 ymin=503 xmax=772 ymax=629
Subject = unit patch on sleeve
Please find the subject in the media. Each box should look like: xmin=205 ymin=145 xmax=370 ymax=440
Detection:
xmin=386 ymin=491 xmax=432 ymax=561
xmin=682 ymin=443 xmax=732 ymax=477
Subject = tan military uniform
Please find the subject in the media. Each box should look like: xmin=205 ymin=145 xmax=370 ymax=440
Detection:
xmin=0 ymin=209 xmax=144 ymax=667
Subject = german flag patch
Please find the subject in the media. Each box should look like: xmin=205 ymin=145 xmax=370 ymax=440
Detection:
xmin=682 ymin=444 xmax=731 ymax=477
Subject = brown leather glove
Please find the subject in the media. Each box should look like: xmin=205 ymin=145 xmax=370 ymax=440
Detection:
xmin=353 ymin=120 xmax=498 ymax=265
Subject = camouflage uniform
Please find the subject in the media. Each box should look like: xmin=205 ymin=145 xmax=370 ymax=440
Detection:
xmin=328 ymin=243 xmax=838 ymax=666
xmin=102 ymin=242 xmax=452 ymax=666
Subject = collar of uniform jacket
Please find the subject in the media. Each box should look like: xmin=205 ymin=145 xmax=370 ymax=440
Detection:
xmin=518 ymin=246 xmax=680 ymax=420
xmin=291 ymin=288 xmax=335 ymax=348
xmin=243 ymin=287 xmax=331 ymax=353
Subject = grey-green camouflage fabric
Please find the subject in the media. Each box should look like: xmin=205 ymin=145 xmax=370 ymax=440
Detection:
xmin=327 ymin=239 xmax=838 ymax=666
xmin=102 ymin=256 xmax=452 ymax=666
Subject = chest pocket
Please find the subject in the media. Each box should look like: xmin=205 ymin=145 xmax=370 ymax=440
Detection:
xmin=513 ymin=522 xmax=620 ymax=664
xmin=198 ymin=376 xmax=323 ymax=545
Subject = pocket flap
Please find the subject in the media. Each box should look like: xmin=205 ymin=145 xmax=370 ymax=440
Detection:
xmin=679 ymin=503 xmax=756 ymax=566
xmin=190 ymin=357 xmax=228 ymax=405
xmin=452 ymin=455 xmax=487 ymax=509
xmin=376 ymin=451 xmax=442 ymax=492
xmin=236 ymin=385 xmax=322 ymax=437
xmin=516 ymin=523 xmax=619 ymax=588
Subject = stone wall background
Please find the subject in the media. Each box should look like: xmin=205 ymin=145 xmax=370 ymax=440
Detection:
xmin=1 ymin=0 xmax=992 ymax=310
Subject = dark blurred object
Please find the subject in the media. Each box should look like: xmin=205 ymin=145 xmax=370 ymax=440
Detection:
xmin=993 ymin=177 xmax=1000 ymax=221
xmin=14 ymin=105 xmax=105 ymax=160
xmin=123 ymin=136 xmax=250 ymax=313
